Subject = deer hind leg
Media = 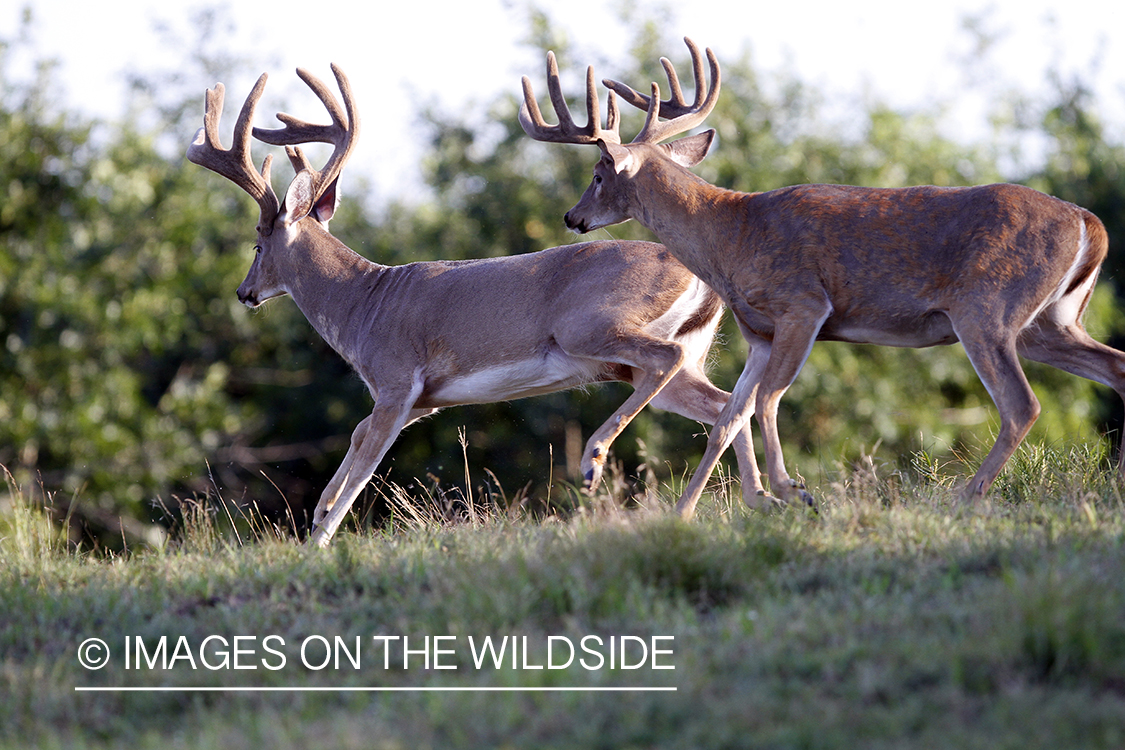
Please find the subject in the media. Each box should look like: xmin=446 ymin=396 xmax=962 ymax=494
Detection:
xmin=648 ymin=362 xmax=767 ymax=506
xmin=1017 ymin=318 xmax=1125 ymax=480
xmin=675 ymin=337 xmax=770 ymax=520
xmin=957 ymin=325 xmax=1041 ymax=502
xmin=577 ymin=335 xmax=687 ymax=494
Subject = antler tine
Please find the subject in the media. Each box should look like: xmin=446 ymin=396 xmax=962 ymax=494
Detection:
xmin=605 ymin=76 xmax=621 ymax=135
xmin=518 ymin=51 xmax=621 ymax=145
xmin=547 ymin=52 xmax=578 ymax=133
xmin=602 ymin=37 xmax=721 ymax=145
xmin=586 ymin=64 xmax=622 ymax=141
xmin=253 ymin=63 xmax=360 ymax=196
xmin=186 ymin=74 xmax=281 ymax=234
xmin=314 ymin=64 xmax=360 ymax=192
xmin=285 ymin=145 xmax=314 ymax=175
xmin=661 ymin=37 xmax=708 ymax=114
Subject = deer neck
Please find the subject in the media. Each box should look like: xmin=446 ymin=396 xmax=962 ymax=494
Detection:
xmin=633 ymin=163 xmax=744 ymax=274
xmin=283 ymin=227 xmax=385 ymax=355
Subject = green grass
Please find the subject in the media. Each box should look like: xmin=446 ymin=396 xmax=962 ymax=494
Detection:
xmin=3 ymin=447 xmax=1125 ymax=749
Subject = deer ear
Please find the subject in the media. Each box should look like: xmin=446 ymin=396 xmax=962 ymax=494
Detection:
xmin=281 ymin=172 xmax=337 ymax=226
xmin=282 ymin=171 xmax=315 ymax=224
xmin=664 ymin=129 xmax=715 ymax=168
xmin=312 ymin=178 xmax=339 ymax=224
xmin=598 ymin=140 xmax=635 ymax=175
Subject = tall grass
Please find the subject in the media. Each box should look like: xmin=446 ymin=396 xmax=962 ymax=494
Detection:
xmin=0 ymin=467 xmax=75 ymax=564
xmin=3 ymin=442 xmax=1125 ymax=749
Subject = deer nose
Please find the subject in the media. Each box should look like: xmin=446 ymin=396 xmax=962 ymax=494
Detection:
xmin=564 ymin=211 xmax=584 ymax=233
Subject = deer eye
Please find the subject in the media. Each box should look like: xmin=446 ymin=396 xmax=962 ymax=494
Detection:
xmin=594 ymin=175 xmax=603 ymax=185
xmin=254 ymin=245 xmax=262 ymax=255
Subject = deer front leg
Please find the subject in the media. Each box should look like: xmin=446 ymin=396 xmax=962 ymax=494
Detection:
xmin=308 ymin=385 xmax=429 ymax=547
xmin=958 ymin=328 xmax=1040 ymax=502
xmin=648 ymin=361 xmax=768 ymax=506
xmin=675 ymin=338 xmax=770 ymax=519
xmin=311 ymin=404 xmax=439 ymax=534
xmin=309 ymin=405 xmax=409 ymax=547
xmin=311 ymin=414 xmax=375 ymax=531
xmin=579 ymin=338 xmax=687 ymax=494
xmin=754 ymin=312 xmax=829 ymax=508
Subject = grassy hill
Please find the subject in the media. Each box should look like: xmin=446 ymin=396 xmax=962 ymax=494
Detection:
xmin=3 ymin=446 xmax=1125 ymax=748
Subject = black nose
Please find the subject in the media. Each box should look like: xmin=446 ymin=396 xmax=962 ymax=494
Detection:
xmin=564 ymin=212 xmax=583 ymax=233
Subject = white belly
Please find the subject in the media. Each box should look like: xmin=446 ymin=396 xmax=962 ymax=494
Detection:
xmin=423 ymin=354 xmax=606 ymax=407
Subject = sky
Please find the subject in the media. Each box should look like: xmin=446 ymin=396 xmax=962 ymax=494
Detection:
xmin=3 ymin=0 xmax=1125 ymax=200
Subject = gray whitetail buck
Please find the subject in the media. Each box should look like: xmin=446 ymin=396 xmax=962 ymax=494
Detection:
xmin=520 ymin=38 xmax=1125 ymax=517
xmin=186 ymin=64 xmax=763 ymax=546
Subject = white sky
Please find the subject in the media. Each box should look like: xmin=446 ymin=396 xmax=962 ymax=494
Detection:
xmin=4 ymin=0 xmax=1125 ymax=200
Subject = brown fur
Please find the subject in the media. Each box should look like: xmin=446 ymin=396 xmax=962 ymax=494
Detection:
xmin=524 ymin=43 xmax=1125 ymax=515
xmin=188 ymin=65 xmax=764 ymax=546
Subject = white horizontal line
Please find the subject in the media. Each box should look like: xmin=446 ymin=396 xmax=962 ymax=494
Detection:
xmin=75 ymin=686 xmax=677 ymax=693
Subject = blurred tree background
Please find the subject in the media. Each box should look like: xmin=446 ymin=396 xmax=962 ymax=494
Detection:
xmin=2 ymin=6 xmax=1124 ymax=546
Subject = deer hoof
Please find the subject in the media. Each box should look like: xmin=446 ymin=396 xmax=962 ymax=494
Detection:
xmin=769 ymin=480 xmax=817 ymax=513
xmin=582 ymin=446 xmax=608 ymax=494
xmin=749 ymin=489 xmax=784 ymax=511
xmin=307 ymin=526 xmax=331 ymax=548
xmin=582 ymin=466 xmax=602 ymax=496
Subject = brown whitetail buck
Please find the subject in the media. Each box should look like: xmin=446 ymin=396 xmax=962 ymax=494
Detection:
xmin=186 ymin=64 xmax=763 ymax=546
xmin=520 ymin=37 xmax=1125 ymax=517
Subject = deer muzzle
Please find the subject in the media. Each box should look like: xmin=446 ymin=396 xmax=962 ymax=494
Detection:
xmin=564 ymin=210 xmax=587 ymax=234
xmin=236 ymin=285 xmax=259 ymax=308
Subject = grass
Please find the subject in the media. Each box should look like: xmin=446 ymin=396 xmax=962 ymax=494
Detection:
xmin=2 ymin=446 xmax=1125 ymax=749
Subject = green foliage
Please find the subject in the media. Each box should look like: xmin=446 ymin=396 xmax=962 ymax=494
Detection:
xmin=3 ymin=8 xmax=1125 ymax=541
xmin=0 ymin=24 xmax=371 ymax=541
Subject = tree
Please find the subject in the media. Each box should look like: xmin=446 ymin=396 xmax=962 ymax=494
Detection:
xmin=0 ymin=15 xmax=371 ymax=543
xmin=4 ymin=7 xmax=1124 ymax=547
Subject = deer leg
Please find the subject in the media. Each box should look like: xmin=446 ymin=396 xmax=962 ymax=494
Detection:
xmin=649 ymin=362 xmax=767 ymax=505
xmin=311 ymin=413 xmax=374 ymax=530
xmin=311 ymin=404 xmax=437 ymax=536
xmin=959 ymin=330 xmax=1040 ymax=501
xmin=309 ymin=406 xmax=408 ymax=547
xmin=754 ymin=315 xmax=827 ymax=508
xmin=1017 ymin=321 xmax=1125 ymax=479
xmin=675 ymin=337 xmax=771 ymax=519
xmin=309 ymin=388 xmax=428 ymax=547
xmin=579 ymin=337 xmax=687 ymax=493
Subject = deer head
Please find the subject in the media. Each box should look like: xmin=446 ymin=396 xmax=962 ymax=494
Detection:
xmin=519 ymin=37 xmax=721 ymax=233
xmin=186 ymin=64 xmax=359 ymax=307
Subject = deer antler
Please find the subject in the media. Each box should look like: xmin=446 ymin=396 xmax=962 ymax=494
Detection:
xmin=252 ymin=63 xmax=360 ymax=202
xmin=519 ymin=51 xmax=621 ymax=145
xmin=186 ymin=73 xmax=281 ymax=236
xmin=602 ymin=37 xmax=721 ymax=145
